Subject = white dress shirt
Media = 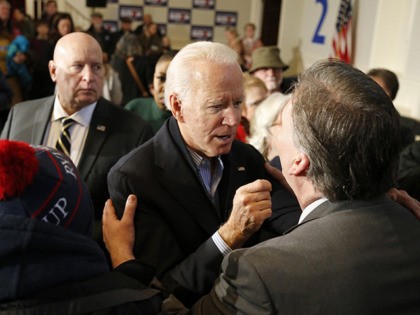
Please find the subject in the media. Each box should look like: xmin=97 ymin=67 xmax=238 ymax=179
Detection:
xmin=43 ymin=96 xmax=97 ymax=167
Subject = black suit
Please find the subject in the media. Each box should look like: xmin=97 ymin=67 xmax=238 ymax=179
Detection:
xmin=1 ymin=96 xmax=153 ymax=230
xmin=108 ymin=117 xmax=300 ymax=305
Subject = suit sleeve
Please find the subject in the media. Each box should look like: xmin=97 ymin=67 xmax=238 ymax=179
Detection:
xmin=190 ymin=249 xmax=274 ymax=315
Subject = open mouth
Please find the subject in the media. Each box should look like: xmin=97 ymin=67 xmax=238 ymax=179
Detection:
xmin=216 ymin=134 xmax=233 ymax=142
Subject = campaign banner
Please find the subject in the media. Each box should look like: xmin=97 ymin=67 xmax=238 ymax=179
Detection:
xmin=119 ymin=5 xmax=143 ymax=21
xmin=103 ymin=20 xmax=118 ymax=32
xmin=193 ymin=0 xmax=215 ymax=9
xmin=157 ymin=23 xmax=167 ymax=36
xmin=145 ymin=0 xmax=168 ymax=6
xmin=215 ymin=11 xmax=237 ymax=26
xmin=191 ymin=25 xmax=213 ymax=41
xmin=168 ymin=8 xmax=191 ymax=24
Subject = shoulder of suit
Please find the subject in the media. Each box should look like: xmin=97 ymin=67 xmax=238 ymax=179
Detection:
xmin=102 ymin=99 xmax=151 ymax=125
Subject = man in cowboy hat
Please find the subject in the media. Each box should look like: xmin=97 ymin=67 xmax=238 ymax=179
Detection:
xmin=249 ymin=46 xmax=290 ymax=94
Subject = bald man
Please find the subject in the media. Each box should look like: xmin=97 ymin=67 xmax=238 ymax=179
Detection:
xmin=1 ymin=32 xmax=153 ymax=244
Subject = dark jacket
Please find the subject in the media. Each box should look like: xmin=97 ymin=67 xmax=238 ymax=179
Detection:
xmin=0 ymin=213 xmax=162 ymax=314
xmin=108 ymin=117 xmax=300 ymax=306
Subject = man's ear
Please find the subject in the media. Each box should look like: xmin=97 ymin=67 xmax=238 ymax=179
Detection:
xmin=48 ymin=60 xmax=57 ymax=82
xmin=289 ymin=152 xmax=310 ymax=176
xmin=170 ymin=94 xmax=184 ymax=122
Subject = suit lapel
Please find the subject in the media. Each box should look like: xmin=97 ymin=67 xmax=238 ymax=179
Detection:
xmin=218 ymin=145 xmax=249 ymax=221
xmin=154 ymin=118 xmax=221 ymax=235
xmin=31 ymin=97 xmax=54 ymax=144
xmin=77 ymin=99 xmax=110 ymax=179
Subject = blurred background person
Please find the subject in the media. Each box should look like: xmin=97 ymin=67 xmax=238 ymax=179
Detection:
xmin=12 ymin=7 xmax=35 ymax=40
xmin=125 ymin=51 xmax=175 ymax=134
xmin=40 ymin=0 xmax=59 ymax=29
xmin=28 ymin=19 xmax=55 ymax=99
xmin=236 ymin=73 xmax=268 ymax=142
xmin=224 ymin=26 xmax=245 ymax=70
xmin=85 ymin=12 xmax=113 ymax=63
xmin=111 ymin=33 xmax=149 ymax=105
xmin=249 ymin=46 xmax=289 ymax=95
xmin=241 ymin=22 xmax=262 ymax=71
xmin=368 ymin=68 xmax=420 ymax=146
xmin=248 ymin=92 xmax=289 ymax=162
xmin=111 ymin=17 xmax=132 ymax=53
xmin=242 ymin=73 xmax=268 ymax=128
xmin=49 ymin=12 xmax=74 ymax=46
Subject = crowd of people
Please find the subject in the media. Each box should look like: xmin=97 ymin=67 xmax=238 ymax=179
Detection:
xmin=0 ymin=1 xmax=420 ymax=314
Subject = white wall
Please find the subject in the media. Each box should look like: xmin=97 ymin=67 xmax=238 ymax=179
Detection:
xmin=279 ymin=0 xmax=420 ymax=120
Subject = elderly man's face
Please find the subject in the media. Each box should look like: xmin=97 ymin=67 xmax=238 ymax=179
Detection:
xmin=50 ymin=34 xmax=104 ymax=113
xmin=253 ymin=67 xmax=283 ymax=93
xmin=270 ymin=100 xmax=299 ymax=182
xmin=175 ymin=62 xmax=243 ymax=158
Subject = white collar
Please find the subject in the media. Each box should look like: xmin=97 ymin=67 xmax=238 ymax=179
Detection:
xmin=298 ymin=197 xmax=328 ymax=224
xmin=52 ymin=95 xmax=97 ymax=127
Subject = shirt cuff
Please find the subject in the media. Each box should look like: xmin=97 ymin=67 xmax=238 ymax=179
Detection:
xmin=212 ymin=231 xmax=233 ymax=256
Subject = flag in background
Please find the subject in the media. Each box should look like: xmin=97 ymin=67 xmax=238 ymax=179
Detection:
xmin=331 ymin=0 xmax=353 ymax=63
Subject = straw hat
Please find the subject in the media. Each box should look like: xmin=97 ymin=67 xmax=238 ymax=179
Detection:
xmin=249 ymin=46 xmax=289 ymax=73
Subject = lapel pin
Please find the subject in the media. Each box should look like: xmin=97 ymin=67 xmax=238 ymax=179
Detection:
xmin=237 ymin=166 xmax=245 ymax=171
xmin=96 ymin=125 xmax=106 ymax=132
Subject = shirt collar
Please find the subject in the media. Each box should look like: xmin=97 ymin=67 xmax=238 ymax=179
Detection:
xmin=186 ymin=146 xmax=222 ymax=168
xmin=299 ymin=197 xmax=328 ymax=224
xmin=52 ymin=95 xmax=97 ymax=127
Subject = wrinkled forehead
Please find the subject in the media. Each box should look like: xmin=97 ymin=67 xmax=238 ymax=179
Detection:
xmin=55 ymin=39 xmax=102 ymax=63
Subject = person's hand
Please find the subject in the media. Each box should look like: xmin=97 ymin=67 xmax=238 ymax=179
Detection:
xmin=102 ymin=195 xmax=137 ymax=268
xmin=218 ymin=179 xmax=272 ymax=249
xmin=388 ymin=188 xmax=420 ymax=219
xmin=13 ymin=52 xmax=26 ymax=64
xmin=264 ymin=162 xmax=294 ymax=195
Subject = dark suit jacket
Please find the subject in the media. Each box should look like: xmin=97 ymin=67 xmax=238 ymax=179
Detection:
xmin=108 ymin=117 xmax=300 ymax=306
xmin=398 ymin=140 xmax=420 ymax=200
xmin=193 ymin=196 xmax=420 ymax=314
xmin=1 ymin=96 xmax=153 ymax=227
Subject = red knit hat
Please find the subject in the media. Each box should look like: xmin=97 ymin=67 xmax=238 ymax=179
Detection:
xmin=0 ymin=140 xmax=93 ymax=236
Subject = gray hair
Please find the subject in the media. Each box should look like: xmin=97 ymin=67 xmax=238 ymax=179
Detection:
xmin=292 ymin=59 xmax=400 ymax=201
xmin=248 ymin=92 xmax=290 ymax=159
xmin=164 ymin=41 xmax=240 ymax=109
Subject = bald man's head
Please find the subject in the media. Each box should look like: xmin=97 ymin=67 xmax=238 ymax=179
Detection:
xmin=49 ymin=32 xmax=104 ymax=114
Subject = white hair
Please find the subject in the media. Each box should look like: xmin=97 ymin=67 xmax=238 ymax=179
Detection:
xmin=164 ymin=41 xmax=240 ymax=110
xmin=248 ymin=92 xmax=290 ymax=159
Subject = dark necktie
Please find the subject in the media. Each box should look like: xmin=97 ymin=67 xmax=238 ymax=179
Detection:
xmin=56 ymin=118 xmax=75 ymax=156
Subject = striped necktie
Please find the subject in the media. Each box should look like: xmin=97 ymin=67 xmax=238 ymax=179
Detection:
xmin=56 ymin=118 xmax=75 ymax=156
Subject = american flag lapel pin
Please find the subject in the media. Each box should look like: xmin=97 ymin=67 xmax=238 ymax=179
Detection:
xmin=96 ymin=125 xmax=106 ymax=132
xmin=237 ymin=166 xmax=246 ymax=171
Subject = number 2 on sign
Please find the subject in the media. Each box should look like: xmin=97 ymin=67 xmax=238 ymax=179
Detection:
xmin=312 ymin=0 xmax=328 ymax=44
